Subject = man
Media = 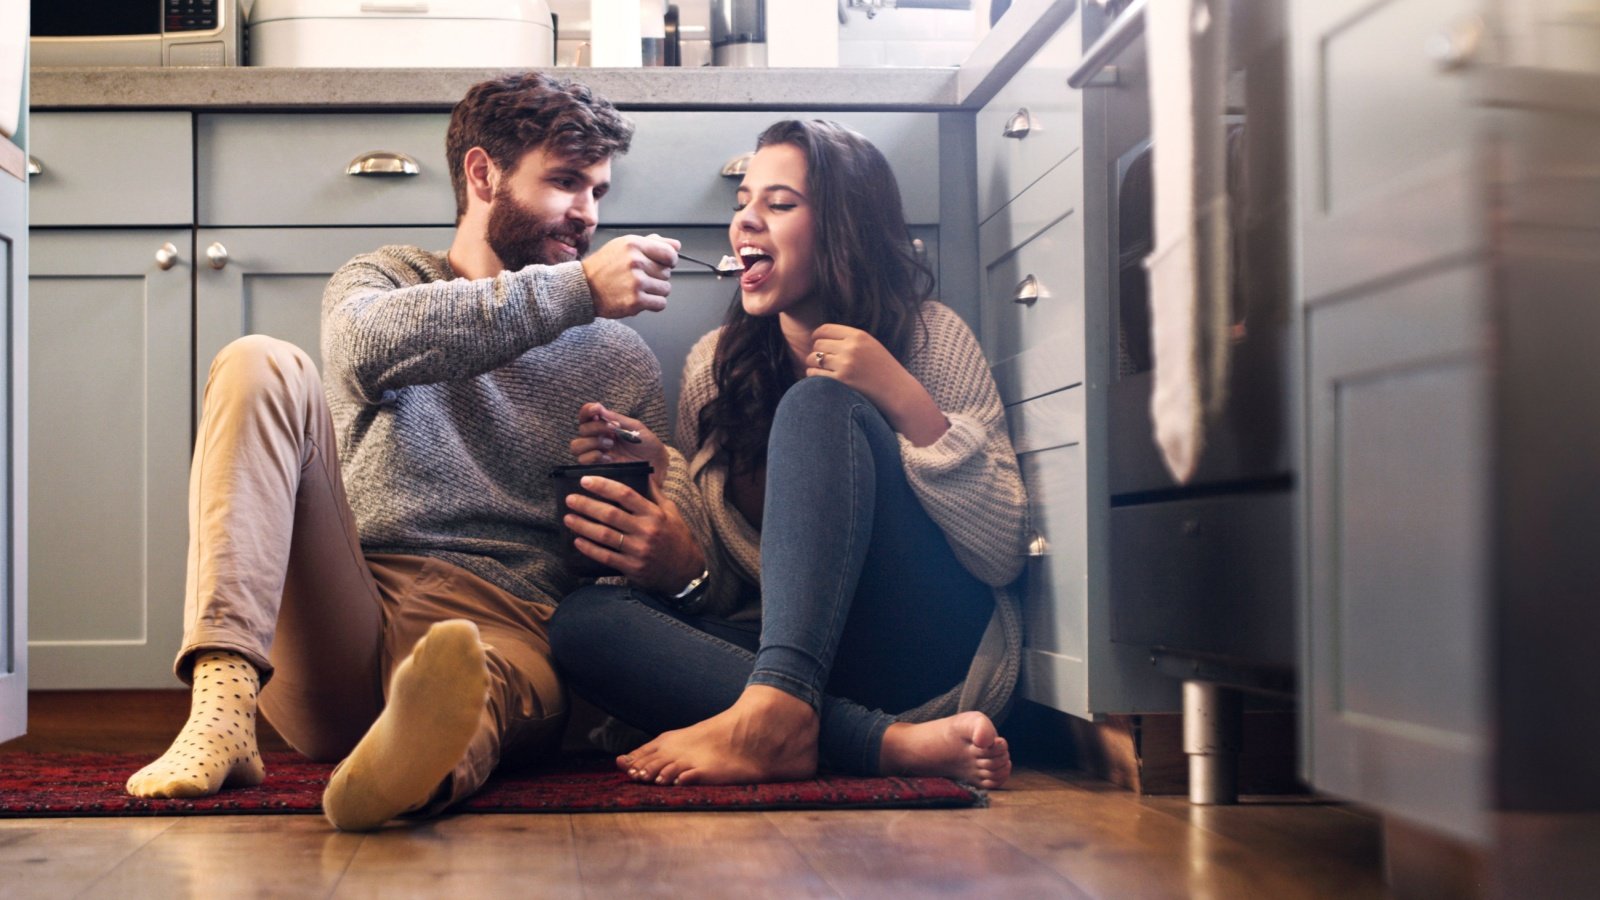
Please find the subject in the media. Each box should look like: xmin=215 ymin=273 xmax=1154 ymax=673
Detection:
xmin=125 ymin=72 xmax=704 ymax=831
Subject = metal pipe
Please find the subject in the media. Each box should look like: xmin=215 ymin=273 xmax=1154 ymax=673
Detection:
xmin=1068 ymin=0 xmax=1146 ymax=88
xmin=1183 ymin=680 xmax=1242 ymax=805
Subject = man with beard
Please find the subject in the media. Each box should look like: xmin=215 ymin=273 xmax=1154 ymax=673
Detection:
xmin=124 ymin=73 xmax=706 ymax=831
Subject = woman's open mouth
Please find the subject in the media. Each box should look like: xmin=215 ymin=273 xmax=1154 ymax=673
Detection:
xmin=738 ymin=245 xmax=774 ymax=288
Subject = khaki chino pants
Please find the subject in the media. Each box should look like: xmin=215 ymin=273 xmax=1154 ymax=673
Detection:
xmin=177 ymin=335 xmax=566 ymax=809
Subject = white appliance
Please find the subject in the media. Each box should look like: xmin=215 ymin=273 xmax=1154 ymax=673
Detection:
xmin=248 ymin=0 xmax=554 ymax=67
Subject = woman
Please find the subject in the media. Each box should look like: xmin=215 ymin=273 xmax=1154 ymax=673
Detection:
xmin=551 ymin=120 xmax=1028 ymax=788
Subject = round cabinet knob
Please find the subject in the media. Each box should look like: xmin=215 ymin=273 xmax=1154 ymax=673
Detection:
xmin=206 ymin=242 xmax=230 ymax=270
xmin=1003 ymin=108 xmax=1034 ymax=139
xmin=1027 ymin=534 xmax=1050 ymax=557
xmin=25 ymin=156 xmax=42 ymax=177
xmin=345 ymin=151 xmax=420 ymax=177
xmin=1427 ymin=15 xmax=1485 ymax=72
xmin=154 ymin=242 xmax=179 ymax=270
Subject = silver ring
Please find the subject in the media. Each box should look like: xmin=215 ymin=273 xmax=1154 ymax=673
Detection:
xmin=613 ymin=530 xmax=626 ymax=551
xmin=813 ymin=351 xmax=826 ymax=367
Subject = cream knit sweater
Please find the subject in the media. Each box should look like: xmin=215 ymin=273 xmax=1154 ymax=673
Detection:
xmin=672 ymin=301 xmax=1029 ymax=722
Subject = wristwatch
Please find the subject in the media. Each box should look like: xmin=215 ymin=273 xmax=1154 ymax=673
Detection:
xmin=670 ymin=568 xmax=709 ymax=605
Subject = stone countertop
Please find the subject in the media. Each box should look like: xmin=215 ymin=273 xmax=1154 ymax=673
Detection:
xmin=30 ymin=66 xmax=965 ymax=111
xmin=30 ymin=0 xmax=1077 ymax=113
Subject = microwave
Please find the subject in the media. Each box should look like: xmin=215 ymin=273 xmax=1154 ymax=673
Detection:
xmin=31 ymin=0 xmax=243 ymax=67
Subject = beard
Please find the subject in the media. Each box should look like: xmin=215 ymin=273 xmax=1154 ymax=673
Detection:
xmin=486 ymin=184 xmax=592 ymax=271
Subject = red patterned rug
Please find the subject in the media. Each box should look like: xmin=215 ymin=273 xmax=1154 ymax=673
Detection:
xmin=0 ymin=752 xmax=984 ymax=817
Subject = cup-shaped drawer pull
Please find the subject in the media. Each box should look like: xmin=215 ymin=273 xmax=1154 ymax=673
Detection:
xmin=720 ymin=151 xmax=754 ymax=178
xmin=1002 ymin=108 xmax=1034 ymax=139
xmin=345 ymin=151 xmax=421 ymax=177
xmin=206 ymin=242 xmax=229 ymax=270
xmin=26 ymin=156 xmax=41 ymax=176
xmin=155 ymin=242 xmax=179 ymax=270
xmin=1026 ymin=534 xmax=1050 ymax=557
xmin=1427 ymin=15 xmax=1485 ymax=71
xmin=1013 ymin=274 xmax=1043 ymax=305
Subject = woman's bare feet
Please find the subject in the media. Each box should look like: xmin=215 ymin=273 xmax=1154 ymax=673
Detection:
xmin=616 ymin=685 xmax=819 ymax=785
xmin=879 ymin=710 xmax=1012 ymax=789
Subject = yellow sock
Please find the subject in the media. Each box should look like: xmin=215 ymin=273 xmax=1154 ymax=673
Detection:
xmin=126 ymin=650 xmax=265 ymax=799
xmin=321 ymin=619 xmax=489 ymax=831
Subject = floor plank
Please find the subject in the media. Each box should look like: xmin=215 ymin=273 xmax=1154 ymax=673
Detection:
xmin=571 ymin=811 xmax=838 ymax=898
xmin=73 ymin=816 xmax=364 ymax=900
xmin=0 ymin=818 xmax=176 ymax=900
xmin=769 ymin=808 xmax=1090 ymax=898
xmin=958 ymin=776 xmax=1386 ymax=899
xmin=331 ymin=814 xmax=583 ymax=898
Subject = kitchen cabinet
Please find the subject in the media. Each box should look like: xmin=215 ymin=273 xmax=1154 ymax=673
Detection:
xmin=28 ymin=230 xmax=190 ymax=689
xmin=26 ymin=111 xmax=192 ymax=689
xmin=0 ymin=159 xmax=26 ymax=740
xmin=974 ymin=4 xmax=1174 ymax=720
xmin=193 ymin=226 xmax=456 ymax=398
xmin=27 ymin=106 xmax=951 ymax=689
xmin=1294 ymin=0 xmax=1600 ymax=884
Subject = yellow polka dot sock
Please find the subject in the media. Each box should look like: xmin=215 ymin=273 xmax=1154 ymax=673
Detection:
xmin=322 ymin=619 xmax=489 ymax=832
xmin=126 ymin=650 xmax=265 ymax=799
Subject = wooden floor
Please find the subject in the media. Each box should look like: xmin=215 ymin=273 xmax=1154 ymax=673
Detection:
xmin=0 ymin=693 xmax=1391 ymax=899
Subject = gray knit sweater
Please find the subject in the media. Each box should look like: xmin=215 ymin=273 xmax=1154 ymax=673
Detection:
xmin=673 ymin=301 xmax=1029 ymax=721
xmin=321 ymin=245 xmax=694 ymax=607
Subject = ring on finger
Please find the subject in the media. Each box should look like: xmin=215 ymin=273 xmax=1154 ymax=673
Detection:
xmin=813 ymin=350 xmax=826 ymax=367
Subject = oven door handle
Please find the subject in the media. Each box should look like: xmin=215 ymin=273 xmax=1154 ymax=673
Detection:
xmin=1068 ymin=0 xmax=1147 ymax=89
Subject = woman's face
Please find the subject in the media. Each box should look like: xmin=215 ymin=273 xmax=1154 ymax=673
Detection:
xmin=729 ymin=143 xmax=818 ymax=322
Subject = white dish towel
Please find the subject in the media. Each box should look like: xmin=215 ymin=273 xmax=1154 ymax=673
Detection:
xmin=1144 ymin=0 xmax=1233 ymax=484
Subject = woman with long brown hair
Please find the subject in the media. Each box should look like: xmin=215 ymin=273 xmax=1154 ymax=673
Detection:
xmin=552 ymin=120 xmax=1027 ymax=787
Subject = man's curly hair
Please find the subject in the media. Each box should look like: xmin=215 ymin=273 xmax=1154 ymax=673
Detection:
xmin=445 ymin=72 xmax=634 ymax=220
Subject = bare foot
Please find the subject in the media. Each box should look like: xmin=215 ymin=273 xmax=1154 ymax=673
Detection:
xmin=878 ymin=710 xmax=1012 ymax=789
xmin=615 ymin=685 xmax=819 ymax=785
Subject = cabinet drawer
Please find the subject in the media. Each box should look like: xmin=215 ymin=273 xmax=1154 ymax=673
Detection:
xmin=980 ymin=159 xmax=1085 ymax=405
xmin=975 ymin=12 xmax=1083 ymax=223
xmin=1108 ymin=491 xmax=1295 ymax=668
xmin=29 ymin=112 xmax=193 ymax=226
xmin=198 ymin=113 xmax=454 ymax=226
xmin=1016 ymin=437 xmax=1088 ymax=684
xmin=610 ymin=111 xmax=942 ymax=226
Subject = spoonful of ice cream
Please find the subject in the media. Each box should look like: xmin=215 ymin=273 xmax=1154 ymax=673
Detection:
xmin=678 ymin=252 xmax=746 ymax=277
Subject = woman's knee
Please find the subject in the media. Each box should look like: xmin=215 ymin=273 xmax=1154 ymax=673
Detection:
xmin=772 ymin=377 xmax=896 ymax=456
xmin=549 ymin=585 xmax=632 ymax=670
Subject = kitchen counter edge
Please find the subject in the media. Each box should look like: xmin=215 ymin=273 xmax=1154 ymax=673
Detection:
xmin=30 ymin=66 xmax=966 ymax=111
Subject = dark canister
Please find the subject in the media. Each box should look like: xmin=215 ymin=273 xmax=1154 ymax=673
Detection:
xmin=550 ymin=461 xmax=654 ymax=577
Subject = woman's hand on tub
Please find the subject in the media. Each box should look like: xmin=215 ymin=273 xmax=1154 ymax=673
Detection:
xmin=563 ymin=473 xmax=705 ymax=594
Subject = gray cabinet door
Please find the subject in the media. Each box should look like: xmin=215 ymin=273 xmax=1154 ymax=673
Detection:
xmin=193 ymin=227 xmax=456 ymax=390
xmin=28 ymin=229 xmax=191 ymax=689
xmin=1292 ymin=0 xmax=1486 ymax=302
xmin=1294 ymin=0 xmax=1493 ymax=843
xmin=0 ymin=169 xmax=25 ymax=738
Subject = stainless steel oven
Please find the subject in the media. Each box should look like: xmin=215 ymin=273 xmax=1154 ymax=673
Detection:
xmin=1078 ymin=0 xmax=1296 ymax=801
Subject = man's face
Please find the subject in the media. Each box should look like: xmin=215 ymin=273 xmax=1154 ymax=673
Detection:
xmin=486 ymin=147 xmax=613 ymax=271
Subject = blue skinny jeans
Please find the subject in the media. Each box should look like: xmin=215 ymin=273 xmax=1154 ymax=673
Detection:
xmin=550 ymin=376 xmax=994 ymax=774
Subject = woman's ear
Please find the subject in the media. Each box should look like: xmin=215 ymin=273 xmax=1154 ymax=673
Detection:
xmin=463 ymin=146 xmax=497 ymax=207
